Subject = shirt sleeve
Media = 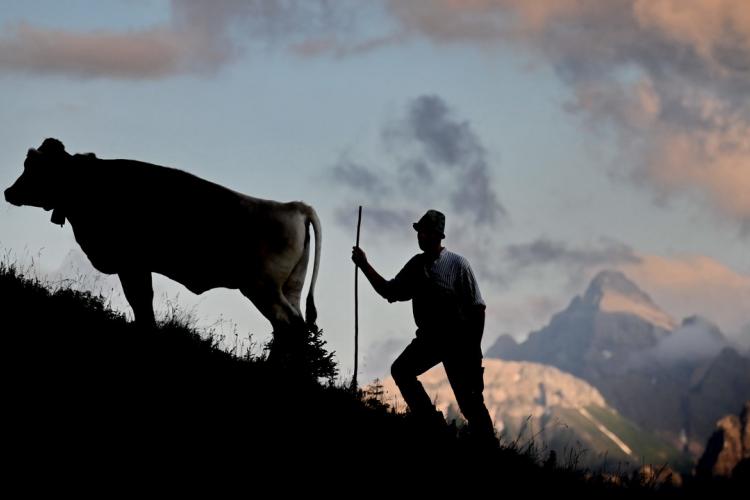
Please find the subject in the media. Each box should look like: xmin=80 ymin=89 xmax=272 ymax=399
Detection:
xmin=458 ymin=259 xmax=485 ymax=307
xmin=383 ymin=255 xmax=420 ymax=303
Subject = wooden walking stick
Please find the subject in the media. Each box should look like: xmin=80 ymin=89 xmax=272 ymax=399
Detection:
xmin=353 ymin=205 xmax=362 ymax=389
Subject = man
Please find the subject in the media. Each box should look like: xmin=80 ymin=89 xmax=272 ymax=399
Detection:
xmin=352 ymin=209 xmax=495 ymax=442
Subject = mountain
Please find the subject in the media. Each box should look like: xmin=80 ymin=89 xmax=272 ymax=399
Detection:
xmin=737 ymin=324 xmax=750 ymax=356
xmin=686 ymin=349 xmax=750 ymax=445
xmin=696 ymin=401 xmax=750 ymax=478
xmin=486 ymin=333 xmax=520 ymax=360
xmin=648 ymin=315 xmax=727 ymax=363
xmin=487 ymin=270 xmax=675 ymax=378
xmin=486 ymin=270 xmax=750 ymax=456
xmin=583 ymin=270 xmax=677 ymax=331
xmin=375 ymin=358 xmax=686 ymax=470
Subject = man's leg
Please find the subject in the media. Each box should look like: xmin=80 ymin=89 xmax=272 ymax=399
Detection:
xmin=391 ymin=336 xmax=443 ymax=418
xmin=444 ymin=345 xmax=495 ymax=439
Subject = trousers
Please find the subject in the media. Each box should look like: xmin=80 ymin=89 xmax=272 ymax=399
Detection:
xmin=391 ymin=331 xmax=494 ymax=436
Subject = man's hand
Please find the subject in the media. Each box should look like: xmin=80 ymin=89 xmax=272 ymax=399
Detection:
xmin=352 ymin=246 xmax=368 ymax=268
xmin=351 ymin=246 xmax=391 ymax=299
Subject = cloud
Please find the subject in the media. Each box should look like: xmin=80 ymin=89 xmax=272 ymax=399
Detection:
xmin=13 ymin=1 xmax=750 ymax=233
xmin=13 ymin=0 xmax=750 ymax=234
xmin=382 ymin=0 xmax=750 ymax=232
xmin=504 ymin=238 xmax=641 ymax=270
xmin=0 ymin=23 xmax=194 ymax=79
xmin=649 ymin=316 xmax=729 ymax=363
xmin=290 ymin=32 xmax=407 ymax=58
xmin=484 ymin=294 xmax=568 ymax=342
xmin=617 ymin=253 xmax=750 ymax=334
xmin=490 ymin=237 xmax=643 ymax=293
xmin=396 ymin=95 xmax=484 ymax=167
xmin=302 ymin=1 xmax=750 ymax=233
xmin=333 ymin=205 xmax=412 ymax=234
xmin=329 ymin=157 xmax=390 ymax=196
xmin=384 ymin=95 xmax=506 ymax=225
xmin=397 ymin=159 xmax=434 ymax=191
xmin=490 ymin=239 xmax=750 ymax=337
xmin=361 ymin=337 xmax=406 ymax=382
xmin=0 ymin=0 xmax=356 ymax=79
xmin=328 ymin=95 xmax=507 ymax=237
xmin=738 ymin=324 xmax=750 ymax=353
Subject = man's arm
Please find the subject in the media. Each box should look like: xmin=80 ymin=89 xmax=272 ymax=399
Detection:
xmin=351 ymin=246 xmax=392 ymax=299
xmin=458 ymin=260 xmax=486 ymax=345
xmin=468 ymin=304 xmax=486 ymax=345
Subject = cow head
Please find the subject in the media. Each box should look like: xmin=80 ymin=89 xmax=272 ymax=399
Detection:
xmin=5 ymin=138 xmax=71 ymax=224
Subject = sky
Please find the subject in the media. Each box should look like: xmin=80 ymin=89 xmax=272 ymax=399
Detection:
xmin=1 ymin=0 xmax=748 ymax=382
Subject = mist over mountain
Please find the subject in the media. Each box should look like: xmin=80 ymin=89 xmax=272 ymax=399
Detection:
xmin=486 ymin=270 xmax=750 ymax=456
xmin=647 ymin=316 xmax=728 ymax=364
xmin=735 ymin=324 xmax=750 ymax=356
xmin=361 ymin=337 xmax=404 ymax=383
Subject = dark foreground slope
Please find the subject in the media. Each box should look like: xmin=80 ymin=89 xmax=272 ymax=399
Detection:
xmin=1 ymin=263 xmax=745 ymax=496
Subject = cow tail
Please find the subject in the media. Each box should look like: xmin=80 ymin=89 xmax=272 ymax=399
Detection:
xmin=305 ymin=205 xmax=322 ymax=327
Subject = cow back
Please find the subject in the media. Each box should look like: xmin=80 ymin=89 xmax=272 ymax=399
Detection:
xmin=63 ymin=155 xmax=290 ymax=291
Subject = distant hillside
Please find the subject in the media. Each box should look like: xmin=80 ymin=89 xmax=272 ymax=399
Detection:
xmin=486 ymin=270 xmax=750 ymax=456
xmin=377 ymin=359 xmax=687 ymax=471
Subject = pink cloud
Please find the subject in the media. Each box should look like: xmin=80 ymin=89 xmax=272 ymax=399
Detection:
xmin=0 ymin=0 xmax=348 ymax=79
xmin=0 ymin=23 xmax=191 ymax=79
xmin=3 ymin=1 xmax=748 ymax=229
xmin=617 ymin=254 xmax=750 ymax=334
xmin=384 ymin=0 xmax=750 ymax=230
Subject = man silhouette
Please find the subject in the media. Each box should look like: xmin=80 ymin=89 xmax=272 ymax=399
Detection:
xmin=352 ymin=209 xmax=495 ymax=442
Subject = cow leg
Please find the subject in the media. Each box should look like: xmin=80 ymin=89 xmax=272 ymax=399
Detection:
xmin=282 ymin=237 xmax=309 ymax=318
xmin=119 ymin=270 xmax=155 ymax=327
xmin=242 ymin=284 xmax=306 ymax=363
xmin=243 ymin=285 xmax=305 ymax=333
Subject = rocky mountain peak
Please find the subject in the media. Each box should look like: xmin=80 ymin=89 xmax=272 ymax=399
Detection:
xmin=583 ymin=270 xmax=647 ymax=304
xmin=579 ymin=270 xmax=677 ymax=331
xmin=696 ymin=400 xmax=750 ymax=478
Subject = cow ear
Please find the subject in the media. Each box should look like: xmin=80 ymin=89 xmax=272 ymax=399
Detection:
xmin=38 ymin=138 xmax=67 ymax=156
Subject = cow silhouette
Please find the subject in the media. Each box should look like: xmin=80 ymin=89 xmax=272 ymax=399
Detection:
xmin=5 ymin=138 xmax=321 ymax=339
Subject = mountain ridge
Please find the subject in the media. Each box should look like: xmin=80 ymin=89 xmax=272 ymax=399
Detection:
xmin=485 ymin=269 xmax=750 ymax=456
xmin=374 ymin=358 xmax=686 ymax=470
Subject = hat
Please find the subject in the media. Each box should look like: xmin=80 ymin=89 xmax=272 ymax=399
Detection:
xmin=413 ymin=209 xmax=445 ymax=238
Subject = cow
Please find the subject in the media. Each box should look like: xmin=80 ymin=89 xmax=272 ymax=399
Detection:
xmin=4 ymin=138 xmax=321 ymax=344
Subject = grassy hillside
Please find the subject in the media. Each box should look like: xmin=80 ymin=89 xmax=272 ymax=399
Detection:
xmin=1 ymin=261 xmax=744 ymax=494
xmin=377 ymin=357 xmax=690 ymax=472
xmin=491 ymin=405 xmax=690 ymax=473
xmin=584 ymin=406 xmax=693 ymax=469
xmin=546 ymin=406 xmax=691 ymax=471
